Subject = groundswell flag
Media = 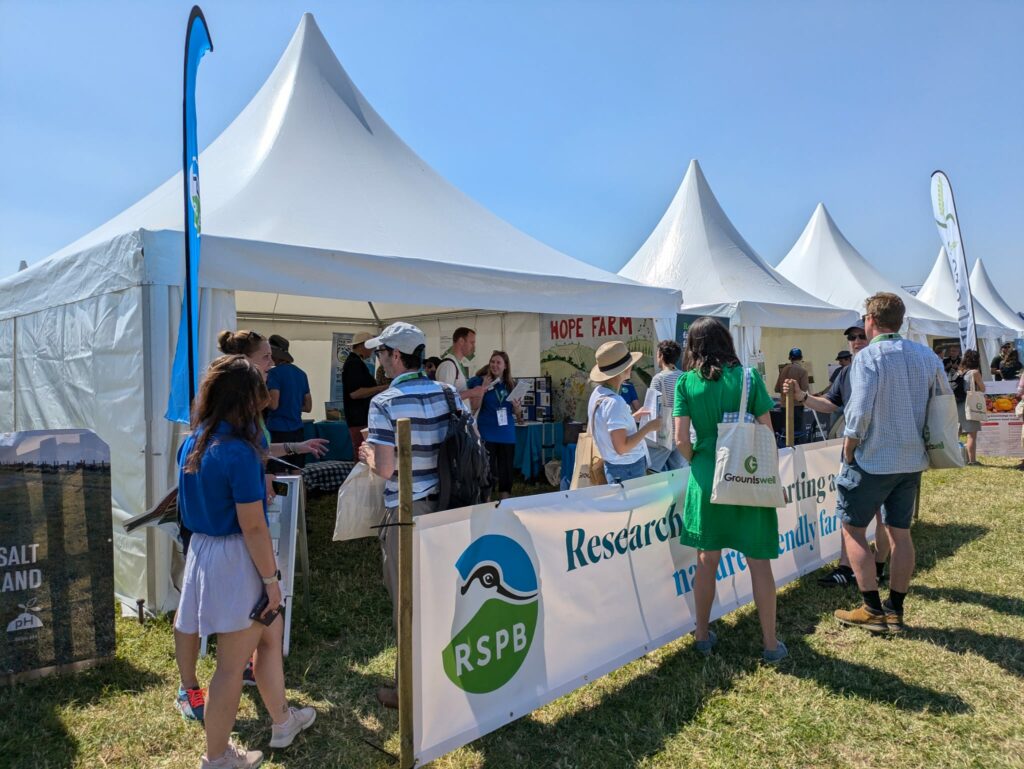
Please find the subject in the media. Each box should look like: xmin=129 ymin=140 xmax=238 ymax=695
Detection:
xmin=930 ymin=170 xmax=978 ymax=352
xmin=166 ymin=7 xmax=214 ymax=423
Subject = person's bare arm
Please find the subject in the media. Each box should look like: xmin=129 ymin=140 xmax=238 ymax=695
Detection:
xmin=302 ymin=393 xmax=313 ymax=413
xmin=268 ymin=389 xmax=281 ymax=411
xmin=237 ymin=500 xmax=281 ymax=615
xmin=351 ymin=384 xmax=387 ymax=399
xmin=609 ymin=420 xmax=661 ymax=454
xmin=674 ymin=416 xmax=693 ymax=461
xmin=782 ymin=378 xmax=838 ymax=414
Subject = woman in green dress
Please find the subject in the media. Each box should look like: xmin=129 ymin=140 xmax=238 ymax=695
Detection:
xmin=673 ymin=317 xmax=787 ymax=663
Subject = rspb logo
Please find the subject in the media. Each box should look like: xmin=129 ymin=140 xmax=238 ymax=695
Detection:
xmin=442 ymin=535 xmax=539 ymax=694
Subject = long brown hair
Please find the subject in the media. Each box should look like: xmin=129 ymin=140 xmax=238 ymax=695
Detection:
xmin=184 ymin=355 xmax=269 ymax=473
xmin=959 ymin=349 xmax=981 ymax=372
xmin=485 ymin=350 xmax=514 ymax=390
xmin=217 ymin=329 xmax=265 ymax=356
xmin=685 ymin=317 xmax=740 ymax=381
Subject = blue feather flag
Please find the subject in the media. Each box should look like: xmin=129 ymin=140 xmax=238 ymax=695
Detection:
xmin=166 ymin=6 xmax=213 ymax=423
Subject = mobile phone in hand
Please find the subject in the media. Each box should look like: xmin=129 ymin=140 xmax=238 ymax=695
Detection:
xmin=249 ymin=591 xmax=282 ymax=626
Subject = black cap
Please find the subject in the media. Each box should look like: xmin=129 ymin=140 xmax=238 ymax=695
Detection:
xmin=836 ymin=350 xmax=852 ymax=360
xmin=843 ymin=320 xmax=865 ymax=336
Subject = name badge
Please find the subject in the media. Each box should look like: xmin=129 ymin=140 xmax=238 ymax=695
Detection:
xmin=497 ymin=410 xmax=509 ymax=427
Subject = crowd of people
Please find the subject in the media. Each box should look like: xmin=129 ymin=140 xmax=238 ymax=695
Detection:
xmin=170 ymin=299 xmax=1018 ymax=767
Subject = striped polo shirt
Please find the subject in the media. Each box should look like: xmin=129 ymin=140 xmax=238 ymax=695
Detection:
xmin=366 ymin=371 xmax=469 ymax=507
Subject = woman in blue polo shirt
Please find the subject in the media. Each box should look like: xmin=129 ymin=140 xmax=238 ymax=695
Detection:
xmin=175 ymin=355 xmax=315 ymax=768
xmin=468 ymin=351 xmax=522 ymax=500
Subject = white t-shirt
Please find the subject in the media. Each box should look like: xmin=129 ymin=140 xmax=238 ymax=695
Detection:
xmin=436 ymin=354 xmax=468 ymax=393
xmin=588 ymin=385 xmax=648 ymax=465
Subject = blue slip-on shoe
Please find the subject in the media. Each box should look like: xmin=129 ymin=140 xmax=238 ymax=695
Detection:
xmin=762 ymin=640 xmax=788 ymax=664
xmin=693 ymin=630 xmax=717 ymax=656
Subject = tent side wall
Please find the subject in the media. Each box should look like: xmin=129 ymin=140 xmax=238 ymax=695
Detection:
xmin=2 ymin=284 xmax=152 ymax=609
xmin=759 ymin=327 xmax=848 ymax=396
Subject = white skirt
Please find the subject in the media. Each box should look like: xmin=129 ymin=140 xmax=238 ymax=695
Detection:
xmin=174 ymin=533 xmax=264 ymax=637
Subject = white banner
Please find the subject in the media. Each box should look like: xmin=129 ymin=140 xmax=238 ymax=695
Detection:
xmin=930 ymin=171 xmax=978 ymax=351
xmin=412 ymin=439 xmax=851 ymax=764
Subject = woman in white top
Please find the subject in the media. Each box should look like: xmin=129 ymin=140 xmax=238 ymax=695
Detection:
xmin=587 ymin=341 xmax=662 ymax=483
xmin=956 ymin=349 xmax=986 ymax=465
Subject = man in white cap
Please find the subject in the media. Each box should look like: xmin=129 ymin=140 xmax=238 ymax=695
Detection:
xmin=342 ymin=331 xmax=387 ymax=455
xmin=359 ymin=322 xmax=472 ymax=708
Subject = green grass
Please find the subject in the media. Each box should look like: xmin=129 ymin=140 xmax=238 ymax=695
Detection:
xmin=3 ymin=460 xmax=1023 ymax=768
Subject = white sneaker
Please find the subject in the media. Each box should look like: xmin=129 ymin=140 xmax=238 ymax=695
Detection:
xmin=269 ymin=706 xmax=317 ymax=749
xmin=200 ymin=741 xmax=263 ymax=768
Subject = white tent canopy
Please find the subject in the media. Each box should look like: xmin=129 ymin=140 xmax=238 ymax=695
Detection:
xmin=0 ymin=13 xmax=679 ymax=613
xmin=777 ymin=203 xmax=960 ymax=341
xmin=619 ymin=159 xmax=857 ymax=373
xmin=970 ymin=258 xmax=1024 ymax=336
xmin=917 ymin=248 xmax=1016 ymax=344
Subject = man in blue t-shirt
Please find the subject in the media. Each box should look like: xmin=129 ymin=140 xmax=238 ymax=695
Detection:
xmin=266 ymin=335 xmax=312 ymax=467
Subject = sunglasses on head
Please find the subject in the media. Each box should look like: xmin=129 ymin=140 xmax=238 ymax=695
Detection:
xmin=847 ymin=333 xmax=867 ymax=341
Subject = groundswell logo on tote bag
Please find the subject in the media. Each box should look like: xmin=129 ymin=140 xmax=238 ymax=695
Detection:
xmin=442 ymin=535 xmax=539 ymax=693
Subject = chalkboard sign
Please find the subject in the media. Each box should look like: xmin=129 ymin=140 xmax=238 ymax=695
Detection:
xmin=0 ymin=430 xmax=115 ymax=681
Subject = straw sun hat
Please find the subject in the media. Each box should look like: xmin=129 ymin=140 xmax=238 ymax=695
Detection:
xmin=590 ymin=341 xmax=643 ymax=383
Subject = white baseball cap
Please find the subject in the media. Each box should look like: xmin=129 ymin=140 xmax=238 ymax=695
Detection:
xmin=364 ymin=322 xmax=427 ymax=355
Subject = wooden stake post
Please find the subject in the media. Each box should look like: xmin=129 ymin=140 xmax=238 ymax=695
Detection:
xmin=397 ymin=418 xmax=414 ymax=768
xmin=785 ymin=389 xmax=795 ymax=448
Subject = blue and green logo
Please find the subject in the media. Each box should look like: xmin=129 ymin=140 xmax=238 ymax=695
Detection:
xmin=442 ymin=534 xmax=539 ymax=694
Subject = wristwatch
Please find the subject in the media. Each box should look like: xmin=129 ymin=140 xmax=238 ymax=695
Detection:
xmin=261 ymin=570 xmax=281 ymax=585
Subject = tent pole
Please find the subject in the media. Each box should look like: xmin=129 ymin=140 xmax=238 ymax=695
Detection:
xmin=367 ymin=302 xmax=383 ymax=330
xmin=397 ymin=418 xmax=414 ymax=767
xmin=785 ymin=389 xmax=794 ymax=448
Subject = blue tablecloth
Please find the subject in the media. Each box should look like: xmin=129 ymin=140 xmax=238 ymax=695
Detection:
xmin=560 ymin=443 xmax=576 ymax=489
xmin=314 ymin=420 xmax=354 ymax=461
xmin=513 ymin=422 xmax=563 ymax=481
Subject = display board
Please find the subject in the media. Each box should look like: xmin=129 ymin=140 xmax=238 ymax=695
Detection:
xmin=0 ymin=430 xmax=115 ymax=681
xmin=412 ymin=440 xmax=853 ymax=764
xmin=513 ymin=376 xmax=553 ymax=422
xmin=267 ymin=475 xmax=302 ymax=656
xmin=540 ymin=315 xmax=657 ymax=421
xmin=977 ymin=414 xmax=1024 ymax=458
xmin=329 ymin=332 xmax=356 ymax=405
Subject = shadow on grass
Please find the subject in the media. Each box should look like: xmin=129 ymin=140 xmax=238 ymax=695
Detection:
xmin=911 ymin=586 xmax=1024 ymax=618
xmin=0 ymin=658 xmax=163 ymax=769
xmin=907 ymin=626 xmax=1024 ymax=678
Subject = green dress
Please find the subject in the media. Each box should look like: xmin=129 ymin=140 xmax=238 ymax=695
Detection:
xmin=673 ymin=365 xmax=779 ymax=559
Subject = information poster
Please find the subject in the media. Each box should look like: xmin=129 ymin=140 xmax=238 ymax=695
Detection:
xmin=540 ymin=316 xmax=656 ymax=422
xmin=330 ymin=332 xmax=355 ymax=404
xmin=0 ymin=430 xmax=115 ymax=681
xmin=977 ymin=414 xmax=1024 ymax=458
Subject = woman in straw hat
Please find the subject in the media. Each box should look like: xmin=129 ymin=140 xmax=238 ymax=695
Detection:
xmin=673 ymin=317 xmax=786 ymax=663
xmin=587 ymin=341 xmax=662 ymax=483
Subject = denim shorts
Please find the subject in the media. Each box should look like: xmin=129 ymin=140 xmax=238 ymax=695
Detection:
xmin=835 ymin=461 xmax=921 ymax=530
xmin=604 ymin=456 xmax=648 ymax=484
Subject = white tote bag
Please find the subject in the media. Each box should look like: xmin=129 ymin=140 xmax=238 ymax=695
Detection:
xmin=924 ymin=371 xmax=965 ymax=469
xmin=710 ymin=368 xmax=786 ymax=508
xmin=333 ymin=462 xmax=386 ymax=541
xmin=964 ymin=371 xmax=987 ymax=422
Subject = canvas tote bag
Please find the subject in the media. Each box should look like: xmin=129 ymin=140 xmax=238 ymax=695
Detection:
xmin=964 ymin=371 xmax=987 ymax=422
xmin=924 ymin=369 xmax=965 ymax=469
xmin=710 ymin=368 xmax=786 ymax=507
xmin=570 ymin=396 xmax=611 ymax=489
xmin=333 ymin=462 xmax=386 ymax=541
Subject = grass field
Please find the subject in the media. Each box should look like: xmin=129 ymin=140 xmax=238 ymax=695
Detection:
xmin=2 ymin=458 xmax=1023 ymax=769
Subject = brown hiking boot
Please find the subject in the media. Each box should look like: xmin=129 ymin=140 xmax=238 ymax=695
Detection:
xmin=834 ymin=604 xmax=888 ymax=633
xmin=883 ymin=609 xmax=904 ymax=633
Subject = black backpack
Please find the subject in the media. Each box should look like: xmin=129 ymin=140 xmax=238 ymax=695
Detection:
xmin=950 ymin=371 xmax=967 ymax=402
xmin=436 ymin=387 xmax=491 ymax=510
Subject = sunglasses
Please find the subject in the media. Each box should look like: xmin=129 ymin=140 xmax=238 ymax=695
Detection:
xmin=847 ymin=333 xmax=867 ymax=341
xmin=374 ymin=346 xmax=393 ymax=357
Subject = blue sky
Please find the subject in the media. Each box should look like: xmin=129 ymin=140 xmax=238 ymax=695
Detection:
xmin=2 ymin=1 xmax=1022 ymax=308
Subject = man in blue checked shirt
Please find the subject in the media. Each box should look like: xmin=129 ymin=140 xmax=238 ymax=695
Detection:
xmin=358 ymin=321 xmax=471 ymax=709
xmin=833 ymin=293 xmax=944 ymax=635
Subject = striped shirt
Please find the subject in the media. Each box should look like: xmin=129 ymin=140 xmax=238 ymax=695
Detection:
xmin=650 ymin=368 xmax=682 ymax=411
xmin=843 ymin=334 xmax=945 ymax=475
xmin=367 ymin=371 xmax=470 ymax=507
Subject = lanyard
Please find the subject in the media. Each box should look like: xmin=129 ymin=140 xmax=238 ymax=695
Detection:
xmin=392 ymin=371 xmax=425 ymax=386
xmin=494 ymin=383 xmax=507 ymax=405
xmin=870 ymin=333 xmax=901 ymax=345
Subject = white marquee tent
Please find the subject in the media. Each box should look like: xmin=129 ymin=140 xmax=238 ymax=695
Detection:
xmin=777 ymin=203 xmax=962 ymax=342
xmin=916 ymin=248 xmax=1017 ymax=366
xmin=619 ymin=160 xmax=858 ymax=385
xmin=970 ymin=259 xmax=1024 ymax=337
xmin=0 ymin=13 xmax=680 ymax=612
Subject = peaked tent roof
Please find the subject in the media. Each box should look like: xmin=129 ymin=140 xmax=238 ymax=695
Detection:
xmin=777 ymin=203 xmax=959 ymax=338
xmin=619 ymin=160 xmax=857 ymax=330
xmin=917 ymin=249 xmax=1015 ymax=341
xmin=9 ymin=13 xmax=679 ymax=323
xmin=970 ymin=259 xmax=1024 ymax=335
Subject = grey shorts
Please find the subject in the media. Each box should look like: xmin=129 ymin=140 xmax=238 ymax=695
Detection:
xmin=835 ymin=462 xmax=920 ymax=530
xmin=174 ymin=532 xmax=264 ymax=637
